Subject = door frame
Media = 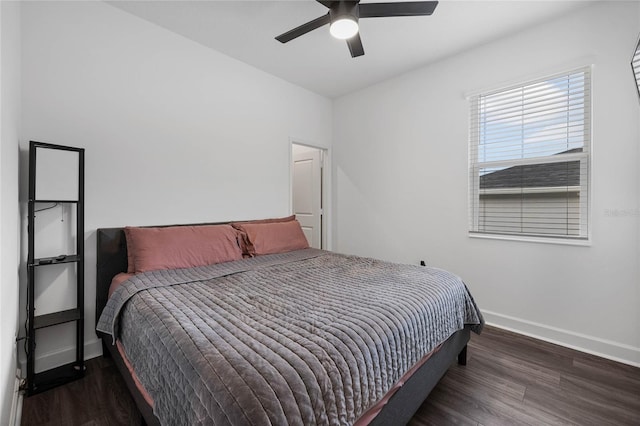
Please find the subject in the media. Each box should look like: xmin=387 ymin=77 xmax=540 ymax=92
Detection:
xmin=289 ymin=139 xmax=331 ymax=250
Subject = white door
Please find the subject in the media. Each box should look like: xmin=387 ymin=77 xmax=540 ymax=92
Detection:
xmin=292 ymin=144 xmax=323 ymax=249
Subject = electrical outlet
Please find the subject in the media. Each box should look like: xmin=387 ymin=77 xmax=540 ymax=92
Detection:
xmin=18 ymin=377 xmax=27 ymax=392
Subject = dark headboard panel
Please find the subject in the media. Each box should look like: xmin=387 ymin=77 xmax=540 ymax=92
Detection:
xmin=96 ymin=228 xmax=128 ymax=328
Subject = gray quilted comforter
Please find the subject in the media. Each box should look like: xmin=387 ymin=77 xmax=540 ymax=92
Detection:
xmin=97 ymin=248 xmax=483 ymax=426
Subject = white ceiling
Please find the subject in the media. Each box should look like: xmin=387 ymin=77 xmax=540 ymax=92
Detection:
xmin=108 ymin=0 xmax=593 ymax=98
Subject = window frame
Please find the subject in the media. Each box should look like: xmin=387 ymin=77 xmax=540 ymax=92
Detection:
xmin=468 ymin=66 xmax=593 ymax=245
xmin=632 ymin=33 xmax=640 ymax=102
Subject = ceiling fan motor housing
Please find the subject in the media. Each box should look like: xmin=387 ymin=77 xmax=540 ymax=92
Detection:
xmin=330 ymin=1 xmax=360 ymax=24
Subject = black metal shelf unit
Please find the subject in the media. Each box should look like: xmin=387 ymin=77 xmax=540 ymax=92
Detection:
xmin=27 ymin=141 xmax=85 ymax=396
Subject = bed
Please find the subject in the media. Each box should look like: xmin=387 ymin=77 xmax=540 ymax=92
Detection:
xmin=95 ymin=219 xmax=483 ymax=425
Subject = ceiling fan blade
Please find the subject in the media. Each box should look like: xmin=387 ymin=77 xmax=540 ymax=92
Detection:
xmin=346 ymin=33 xmax=364 ymax=58
xmin=276 ymin=14 xmax=331 ymax=43
xmin=359 ymin=1 xmax=438 ymax=18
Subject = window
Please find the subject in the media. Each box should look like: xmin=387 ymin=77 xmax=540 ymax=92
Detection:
xmin=469 ymin=68 xmax=591 ymax=240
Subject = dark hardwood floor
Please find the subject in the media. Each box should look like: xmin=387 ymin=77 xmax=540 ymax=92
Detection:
xmin=21 ymin=326 xmax=640 ymax=426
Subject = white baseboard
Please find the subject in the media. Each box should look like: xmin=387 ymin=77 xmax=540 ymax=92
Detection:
xmin=19 ymin=338 xmax=104 ymax=374
xmin=9 ymin=369 xmax=22 ymax=426
xmin=85 ymin=338 xmax=104 ymax=360
xmin=483 ymin=310 xmax=640 ymax=367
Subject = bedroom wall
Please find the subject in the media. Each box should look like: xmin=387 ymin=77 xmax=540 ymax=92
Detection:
xmin=333 ymin=1 xmax=640 ymax=365
xmin=0 ymin=1 xmax=22 ymax=422
xmin=19 ymin=1 xmax=332 ymax=372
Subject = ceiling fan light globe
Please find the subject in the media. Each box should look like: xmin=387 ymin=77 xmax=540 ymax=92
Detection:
xmin=330 ymin=18 xmax=359 ymax=40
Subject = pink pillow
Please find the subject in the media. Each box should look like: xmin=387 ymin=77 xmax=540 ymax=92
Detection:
xmin=231 ymin=215 xmax=296 ymax=256
xmin=234 ymin=220 xmax=309 ymax=256
xmin=124 ymin=225 xmax=242 ymax=273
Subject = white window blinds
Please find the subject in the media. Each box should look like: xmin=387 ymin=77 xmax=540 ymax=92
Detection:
xmin=469 ymin=68 xmax=591 ymax=240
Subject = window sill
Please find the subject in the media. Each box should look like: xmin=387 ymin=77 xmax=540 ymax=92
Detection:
xmin=469 ymin=232 xmax=591 ymax=247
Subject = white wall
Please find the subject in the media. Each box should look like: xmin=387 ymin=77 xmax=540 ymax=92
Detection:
xmin=0 ymin=0 xmax=22 ymax=422
xmin=20 ymin=1 xmax=332 ymax=372
xmin=333 ymin=1 xmax=640 ymax=365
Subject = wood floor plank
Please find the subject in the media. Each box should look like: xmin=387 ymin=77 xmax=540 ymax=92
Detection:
xmin=560 ymin=372 xmax=640 ymax=413
xmin=571 ymin=357 xmax=640 ymax=393
xmin=470 ymin=329 xmax=575 ymax=373
xmin=437 ymin=370 xmax=571 ymax=426
xmin=523 ymin=383 xmax=624 ymax=426
xmin=443 ymin=360 xmax=527 ymax=402
xmin=467 ymin=346 xmax=562 ymax=388
xmin=424 ymin=383 xmax=553 ymax=426
xmin=21 ymin=326 xmax=640 ymax=426
xmin=409 ymin=393 xmax=479 ymax=426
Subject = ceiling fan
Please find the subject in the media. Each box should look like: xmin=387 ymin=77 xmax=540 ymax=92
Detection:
xmin=275 ymin=1 xmax=439 ymax=58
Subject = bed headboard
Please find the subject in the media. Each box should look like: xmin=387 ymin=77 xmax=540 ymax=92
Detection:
xmin=96 ymin=227 xmax=129 ymax=328
xmin=95 ymin=221 xmax=230 ymax=329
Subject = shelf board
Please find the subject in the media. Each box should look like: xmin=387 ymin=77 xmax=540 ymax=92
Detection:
xmin=30 ymin=254 xmax=80 ymax=267
xmin=34 ymin=309 xmax=81 ymax=330
xmin=30 ymin=362 xmax=85 ymax=396
xmin=32 ymin=199 xmax=79 ymax=204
